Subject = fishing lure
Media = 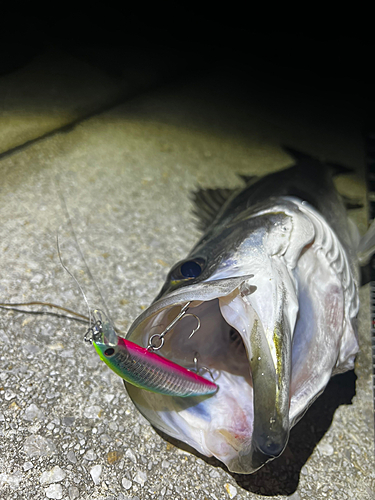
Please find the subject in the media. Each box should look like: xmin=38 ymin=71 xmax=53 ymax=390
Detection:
xmin=0 ymin=228 xmax=218 ymax=398
xmin=0 ymin=297 xmax=217 ymax=396
xmin=0 ymin=186 xmax=218 ymax=399
xmin=86 ymin=309 xmax=218 ymax=397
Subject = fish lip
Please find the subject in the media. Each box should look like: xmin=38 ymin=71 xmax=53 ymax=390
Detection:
xmin=126 ymin=274 xmax=254 ymax=338
xmin=218 ymin=287 xmax=291 ymax=472
xmin=227 ymin=446 xmax=282 ymax=474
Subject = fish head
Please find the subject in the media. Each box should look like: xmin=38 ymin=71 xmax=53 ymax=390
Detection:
xmin=124 ymin=202 xmax=358 ymax=473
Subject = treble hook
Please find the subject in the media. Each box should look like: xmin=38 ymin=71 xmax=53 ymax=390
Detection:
xmin=186 ymin=313 xmax=201 ymax=338
xmin=193 ymin=352 xmax=218 ymax=383
xmin=147 ymin=301 xmax=201 ymax=351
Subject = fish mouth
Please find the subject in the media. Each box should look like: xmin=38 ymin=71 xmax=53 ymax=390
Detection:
xmin=125 ymin=275 xmax=291 ymax=473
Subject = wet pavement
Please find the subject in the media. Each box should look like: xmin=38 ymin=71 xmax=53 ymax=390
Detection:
xmin=0 ymin=45 xmax=374 ymax=499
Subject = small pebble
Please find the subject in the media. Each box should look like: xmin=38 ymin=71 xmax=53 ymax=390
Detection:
xmin=45 ymin=483 xmax=63 ymax=499
xmin=23 ymin=435 xmax=56 ymax=457
xmin=68 ymin=485 xmax=79 ymax=499
xmin=86 ymin=355 xmax=100 ymax=369
xmin=23 ymin=403 xmax=44 ymax=421
xmin=40 ymin=466 xmax=66 ymax=485
xmin=83 ymin=449 xmax=97 ymax=461
xmin=122 ymin=478 xmax=132 ymax=490
xmin=210 ymin=469 xmax=220 ymax=479
xmin=100 ymin=434 xmax=111 ymax=445
xmin=352 ymin=444 xmax=361 ymax=455
xmin=125 ymin=448 xmax=137 ymax=463
xmin=0 ymin=472 xmax=22 ymax=489
xmin=317 ymin=442 xmax=334 ymax=456
xmin=109 ymin=421 xmax=118 ymax=431
xmin=134 ymin=470 xmax=147 ymax=486
xmin=90 ymin=464 xmax=102 ymax=485
xmin=161 ymin=460 xmax=170 ymax=468
xmin=107 ymin=450 xmax=123 ymax=464
xmin=225 ymin=483 xmax=237 ymax=499
xmin=66 ymin=451 xmax=77 ymax=464
xmin=24 ymin=344 xmax=41 ymax=355
xmin=62 ymin=416 xmax=75 ymax=427
xmin=30 ymin=273 xmax=44 ymax=284
xmin=84 ymin=406 xmax=102 ymax=419
xmin=23 ymin=461 xmax=33 ymax=471
xmin=0 ymin=329 xmax=9 ymax=343
xmin=4 ymin=391 xmax=16 ymax=401
xmin=104 ymin=393 xmax=115 ymax=403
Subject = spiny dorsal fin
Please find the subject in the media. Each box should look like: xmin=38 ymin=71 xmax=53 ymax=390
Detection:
xmin=283 ymin=145 xmax=355 ymax=175
xmin=283 ymin=146 xmax=319 ymax=164
xmin=238 ymin=174 xmax=259 ymax=185
xmin=341 ymin=195 xmax=364 ymax=210
xmin=191 ymin=188 xmax=236 ymax=231
xmin=325 ymin=161 xmax=355 ymax=176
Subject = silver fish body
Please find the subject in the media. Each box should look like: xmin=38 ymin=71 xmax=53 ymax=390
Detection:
xmin=124 ymin=151 xmax=360 ymax=473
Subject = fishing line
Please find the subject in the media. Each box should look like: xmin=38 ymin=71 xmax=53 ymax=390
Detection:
xmin=57 ymin=232 xmax=92 ymax=329
xmin=0 ymin=303 xmax=89 ymax=324
xmin=0 ymin=177 xmax=125 ymax=336
xmin=55 ymin=177 xmax=113 ymax=326
xmin=0 ymin=300 xmax=126 ymax=335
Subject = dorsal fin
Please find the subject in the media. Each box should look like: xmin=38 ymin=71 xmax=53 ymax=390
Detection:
xmin=341 ymin=195 xmax=364 ymax=210
xmin=191 ymin=188 xmax=237 ymax=231
xmin=282 ymin=146 xmax=318 ymax=164
xmin=283 ymin=145 xmax=355 ymax=175
xmin=238 ymin=174 xmax=259 ymax=185
xmin=325 ymin=161 xmax=355 ymax=176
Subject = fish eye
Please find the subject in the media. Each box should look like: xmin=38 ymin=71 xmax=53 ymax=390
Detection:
xmin=104 ymin=348 xmax=115 ymax=357
xmin=179 ymin=260 xmax=203 ymax=278
xmin=170 ymin=257 xmax=205 ymax=282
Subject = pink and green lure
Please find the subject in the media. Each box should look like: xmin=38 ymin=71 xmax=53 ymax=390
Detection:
xmin=90 ymin=310 xmax=218 ymax=397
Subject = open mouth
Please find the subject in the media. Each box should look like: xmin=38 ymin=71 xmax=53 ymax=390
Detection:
xmin=128 ymin=298 xmax=252 ymax=387
xmin=124 ymin=276 xmax=290 ymax=473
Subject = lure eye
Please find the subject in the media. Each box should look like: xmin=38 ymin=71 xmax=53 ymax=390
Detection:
xmin=104 ymin=348 xmax=115 ymax=357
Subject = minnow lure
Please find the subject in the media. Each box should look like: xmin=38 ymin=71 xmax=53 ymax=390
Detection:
xmin=87 ymin=309 xmax=218 ymax=397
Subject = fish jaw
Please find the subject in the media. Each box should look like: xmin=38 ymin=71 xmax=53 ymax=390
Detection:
xmin=124 ymin=272 xmax=296 ymax=473
xmin=218 ymin=269 xmax=297 ymax=472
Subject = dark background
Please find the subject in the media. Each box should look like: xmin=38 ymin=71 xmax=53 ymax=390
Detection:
xmin=1 ymin=22 xmax=373 ymax=116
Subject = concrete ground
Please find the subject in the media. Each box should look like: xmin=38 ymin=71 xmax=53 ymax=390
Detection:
xmin=0 ymin=46 xmax=374 ymax=500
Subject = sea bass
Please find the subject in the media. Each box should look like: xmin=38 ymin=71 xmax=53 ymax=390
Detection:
xmin=123 ymin=148 xmax=362 ymax=474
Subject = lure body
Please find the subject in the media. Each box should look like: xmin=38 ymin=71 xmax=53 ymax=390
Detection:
xmin=91 ymin=310 xmax=218 ymax=397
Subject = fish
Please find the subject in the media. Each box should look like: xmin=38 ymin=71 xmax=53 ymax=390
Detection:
xmin=122 ymin=147 xmax=370 ymax=474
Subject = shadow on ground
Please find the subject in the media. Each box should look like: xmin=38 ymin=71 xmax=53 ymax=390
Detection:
xmin=153 ymin=370 xmax=357 ymax=496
